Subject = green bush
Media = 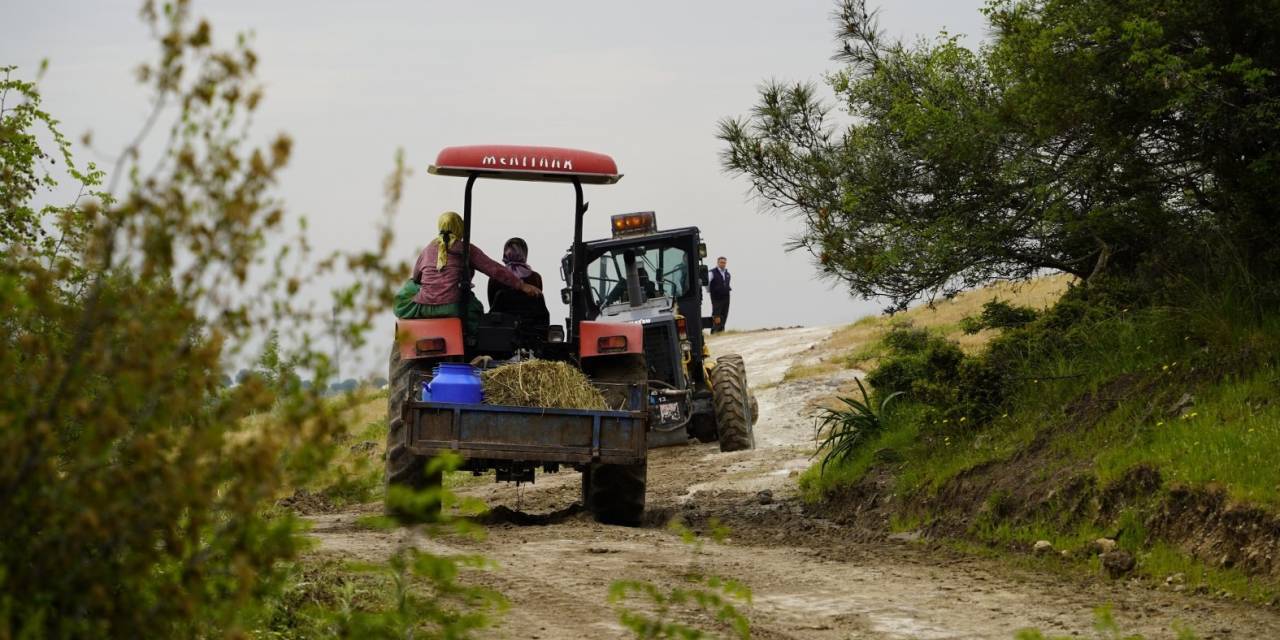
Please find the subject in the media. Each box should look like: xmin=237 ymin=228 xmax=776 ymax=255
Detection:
xmin=814 ymin=379 xmax=902 ymax=473
xmin=961 ymin=299 xmax=1040 ymax=334
xmin=865 ymin=326 xmax=966 ymax=405
xmin=882 ymin=324 xmax=932 ymax=352
xmin=865 ymin=311 xmax=1056 ymax=427
xmin=866 ymin=327 xmax=943 ymax=393
xmin=0 ymin=4 xmax=412 ymax=637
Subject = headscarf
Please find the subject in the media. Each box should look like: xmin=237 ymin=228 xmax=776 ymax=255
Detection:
xmin=502 ymin=237 xmax=533 ymax=279
xmin=435 ymin=211 xmax=464 ymax=271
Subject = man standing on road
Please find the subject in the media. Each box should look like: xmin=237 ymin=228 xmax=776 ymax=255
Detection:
xmin=709 ymin=256 xmax=732 ymax=334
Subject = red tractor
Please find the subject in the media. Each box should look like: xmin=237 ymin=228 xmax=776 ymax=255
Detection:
xmin=387 ymin=145 xmax=755 ymax=526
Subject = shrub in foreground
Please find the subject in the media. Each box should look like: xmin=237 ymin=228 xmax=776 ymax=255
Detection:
xmin=1 ymin=3 xmax=405 ymax=637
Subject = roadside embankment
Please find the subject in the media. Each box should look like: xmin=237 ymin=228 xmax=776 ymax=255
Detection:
xmin=795 ymin=275 xmax=1280 ymax=605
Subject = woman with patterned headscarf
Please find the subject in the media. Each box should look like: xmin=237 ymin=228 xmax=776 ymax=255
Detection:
xmin=488 ymin=237 xmax=551 ymax=346
xmin=394 ymin=212 xmax=539 ymax=328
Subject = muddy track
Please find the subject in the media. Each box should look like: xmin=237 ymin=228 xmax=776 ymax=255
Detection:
xmin=307 ymin=327 xmax=1280 ymax=638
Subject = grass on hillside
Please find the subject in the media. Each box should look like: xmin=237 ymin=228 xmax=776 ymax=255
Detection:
xmin=798 ymin=273 xmax=1280 ymax=506
xmin=795 ymin=275 xmax=1280 ymax=603
xmin=810 ymin=303 xmax=1280 ymax=509
xmin=783 ymin=275 xmax=1074 ymax=383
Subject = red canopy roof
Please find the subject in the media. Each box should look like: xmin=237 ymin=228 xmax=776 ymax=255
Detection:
xmin=428 ymin=145 xmax=622 ymax=184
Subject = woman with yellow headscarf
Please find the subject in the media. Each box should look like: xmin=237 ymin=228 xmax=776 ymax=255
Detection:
xmin=394 ymin=212 xmax=540 ymax=329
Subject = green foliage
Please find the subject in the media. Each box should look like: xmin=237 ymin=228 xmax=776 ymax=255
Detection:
xmin=257 ymin=455 xmax=505 ymax=639
xmin=254 ymin=329 xmax=302 ymax=393
xmin=864 ymin=324 xmax=1004 ymax=423
xmin=1 ymin=63 xmax=107 ymax=275
xmin=0 ymin=2 xmax=412 ymax=637
xmin=610 ymin=520 xmax=752 ymax=639
xmin=609 ymin=578 xmax=752 ymax=640
xmin=810 ymin=274 xmax=1280 ymax=602
xmin=720 ymin=0 xmax=1280 ymax=310
xmin=961 ymin=299 xmax=1039 ymax=334
xmin=306 ymin=412 xmax=387 ymax=509
xmin=814 ymin=378 xmax=901 ymax=473
xmin=862 ymin=282 xmax=1158 ymax=428
xmin=1014 ymin=604 xmax=1198 ymax=640
xmin=865 ymin=326 xmax=959 ymax=399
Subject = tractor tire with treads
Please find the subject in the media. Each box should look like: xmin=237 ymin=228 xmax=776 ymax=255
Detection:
xmin=712 ymin=354 xmax=755 ymax=452
xmin=385 ymin=343 xmax=442 ymax=521
xmin=583 ymin=460 xmax=647 ymax=526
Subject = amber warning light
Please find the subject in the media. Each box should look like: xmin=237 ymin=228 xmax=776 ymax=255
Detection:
xmin=415 ymin=337 xmax=446 ymax=355
xmin=597 ymin=335 xmax=629 ymax=353
xmin=611 ymin=211 xmax=657 ymax=237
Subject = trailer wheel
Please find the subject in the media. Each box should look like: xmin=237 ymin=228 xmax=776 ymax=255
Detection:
xmin=750 ymin=393 xmax=760 ymax=427
xmin=583 ymin=460 xmax=647 ymax=526
xmin=581 ymin=353 xmax=649 ymax=525
xmin=712 ymin=354 xmax=754 ymax=452
xmin=385 ymin=343 xmax=441 ymax=522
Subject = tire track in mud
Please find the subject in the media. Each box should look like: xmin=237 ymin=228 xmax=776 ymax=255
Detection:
xmin=307 ymin=326 xmax=1280 ymax=639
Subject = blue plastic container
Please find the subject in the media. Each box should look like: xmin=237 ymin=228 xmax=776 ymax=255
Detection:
xmin=425 ymin=363 xmax=483 ymax=404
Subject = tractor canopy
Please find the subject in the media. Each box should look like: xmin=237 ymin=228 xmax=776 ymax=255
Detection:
xmin=428 ymin=145 xmax=622 ymax=184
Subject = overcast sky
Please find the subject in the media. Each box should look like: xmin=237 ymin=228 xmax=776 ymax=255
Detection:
xmin=4 ymin=0 xmax=987 ymax=377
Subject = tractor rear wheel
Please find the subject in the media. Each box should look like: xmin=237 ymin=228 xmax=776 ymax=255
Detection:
xmin=385 ymin=343 xmax=442 ymax=522
xmin=712 ymin=354 xmax=754 ymax=452
xmin=582 ymin=460 xmax=647 ymax=526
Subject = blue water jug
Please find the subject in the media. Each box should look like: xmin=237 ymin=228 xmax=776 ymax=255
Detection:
xmin=426 ymin=363 xmax=482 ymax=404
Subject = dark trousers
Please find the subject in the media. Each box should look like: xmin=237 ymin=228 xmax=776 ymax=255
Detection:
xmin=711 ymin=295 xmax=730 ymax=333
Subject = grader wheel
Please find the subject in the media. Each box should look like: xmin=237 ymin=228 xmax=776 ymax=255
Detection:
xmin=711 ymin=354 xmax=754 ymax=452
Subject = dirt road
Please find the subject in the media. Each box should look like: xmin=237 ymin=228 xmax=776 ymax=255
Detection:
xmin=308 ymin=327 xmax=1280 ymax=638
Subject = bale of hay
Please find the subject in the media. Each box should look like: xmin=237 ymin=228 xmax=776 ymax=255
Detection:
xmin=480 ymin=359 xmax=609 ymax=410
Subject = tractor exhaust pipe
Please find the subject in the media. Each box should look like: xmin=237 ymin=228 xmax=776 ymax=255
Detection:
xmin=623 ymin=250 xmax=646 ymax=308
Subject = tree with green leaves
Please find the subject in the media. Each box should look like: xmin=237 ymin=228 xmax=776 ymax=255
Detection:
xmin=0 ymin=2 xmax=499 ymax=637
xmin=720 ymin=0 xmax=1280 ymax=310
xmin=1 ymin=62 xmax=107 ymax=282
xmin=255 ymin=328 xmax=301 ymax=392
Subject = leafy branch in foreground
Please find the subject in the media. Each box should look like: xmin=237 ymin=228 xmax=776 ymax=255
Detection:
xmin=609 ymin=577 xmax=752 ymax=640
xmin=1014 ymin=604 xmax=1198 ymax=640
xmin=609 ymin=520 xmax=752 ymax=639
xmin=1 ymin=1 xmax=408 ymax=637
xmin=256 ymin=454 xmax=506 ymax=639
xmin=814 ymin=378 xmax=901 ymax=473
xmin=1 ymin=62 xmax=108 ymax=285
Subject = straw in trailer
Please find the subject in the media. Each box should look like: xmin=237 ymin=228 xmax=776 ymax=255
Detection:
xmin=479 ymin=359 xmax=609 ymax=410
